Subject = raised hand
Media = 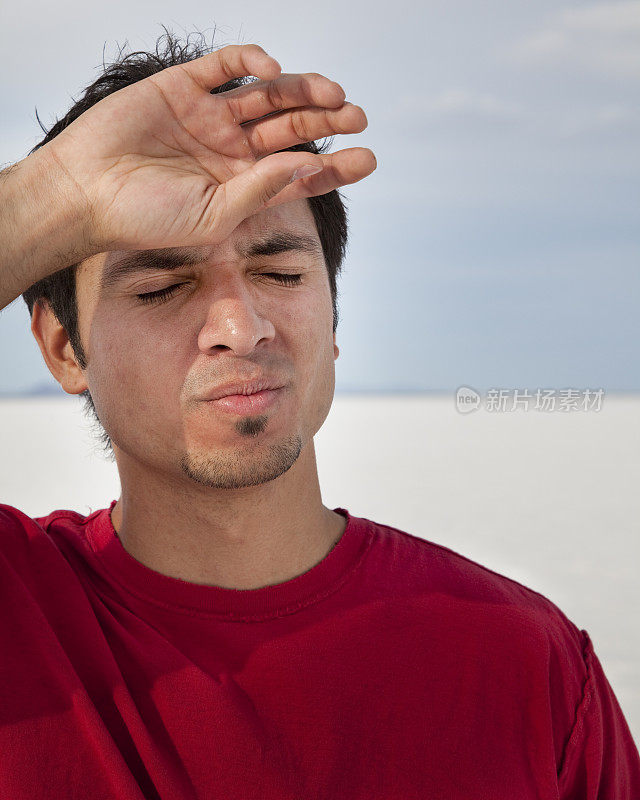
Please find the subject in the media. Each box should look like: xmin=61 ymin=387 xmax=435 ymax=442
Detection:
xmin=42 ymin=43 xmax=376 ymax=254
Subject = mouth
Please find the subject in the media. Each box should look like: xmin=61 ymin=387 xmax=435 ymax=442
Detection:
xmin=202 ymin=387 xmax=283 ymax=415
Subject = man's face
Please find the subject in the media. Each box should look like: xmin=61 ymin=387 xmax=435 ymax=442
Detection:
xmin=72 ymin=198 xmax=338 ymax=489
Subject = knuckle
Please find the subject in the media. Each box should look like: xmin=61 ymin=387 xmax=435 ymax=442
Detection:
xmin=266 ymin=79 xmax=285 ymax=110
xmin=249 ymin=124 xmax=267 ymax=157
xmin=217 ymin=50 xmax=236 ymax=80
xmin=329 ymin=108 xmax=347 ymax=135
xmin=258 ymin=182 xmax=279 ymax=206
xmin=290 ymin=110 xmax=312 ymax=143
xmin=244 ymin=43 xmax=267 ymax=56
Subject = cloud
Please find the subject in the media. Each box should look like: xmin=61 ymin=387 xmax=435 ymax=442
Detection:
xmin=552 ymin=103 xmax=640 ymax=137
xmin=382 ymin=88 xmax=529 ymax=134
xmin=406 ymin=89 xmax=526 ymax=120
xmin=560 ymin=2 xmax=640 ymax=35
xmin=501 ymin=1 xmax=640 ymax=80
xmin=382 ymin=87 xmax=639 ymax=143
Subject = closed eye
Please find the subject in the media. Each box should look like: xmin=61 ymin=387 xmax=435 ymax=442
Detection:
xmin=136 ymin=284 xmax=183 ymax=304
xmin=135 ymin=273 xmax=303 ymax=305
xmin=264 ymin=273 xmax=303 ymax=286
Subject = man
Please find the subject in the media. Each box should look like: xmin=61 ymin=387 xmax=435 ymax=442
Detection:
xmin=1 ymin=31 xmax=639 ymax=799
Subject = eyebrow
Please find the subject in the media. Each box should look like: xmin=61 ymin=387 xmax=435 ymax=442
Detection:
xmin=100 ymin=232 xmax=323 ymax=292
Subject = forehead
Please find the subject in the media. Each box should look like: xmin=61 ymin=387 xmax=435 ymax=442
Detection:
xmin=81 ymin=198 xmax=321 ymax=286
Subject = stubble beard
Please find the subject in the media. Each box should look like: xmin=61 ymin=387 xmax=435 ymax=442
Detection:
xmin=179 ymin=413 xmax=303 ymax=489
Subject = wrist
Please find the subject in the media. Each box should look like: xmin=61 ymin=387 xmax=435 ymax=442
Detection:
xmin=0 ymin=145 xmax=96 ymax=310
xmin=30 ymin=141 xmax=98 ymax=262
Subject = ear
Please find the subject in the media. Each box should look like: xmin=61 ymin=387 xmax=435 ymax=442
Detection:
xmin=30 ymin=300 xmax=88 ymax=395
xmin=333 ymin=331 xmax=339 ymax=360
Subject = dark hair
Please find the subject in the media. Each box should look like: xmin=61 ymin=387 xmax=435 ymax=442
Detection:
xmin=21 ymin=26 xmax=349 ymax=459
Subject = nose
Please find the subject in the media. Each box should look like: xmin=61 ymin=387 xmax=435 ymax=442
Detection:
xmin=196 ymin=273 xmax=276 ymax=356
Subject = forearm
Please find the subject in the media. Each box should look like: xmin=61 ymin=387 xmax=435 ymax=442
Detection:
xmin=0 ymin=147 xmax=94 ymax=312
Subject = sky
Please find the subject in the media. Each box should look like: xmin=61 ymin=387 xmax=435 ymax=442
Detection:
xmin=1 ymin=0 xmax=639 ymax=394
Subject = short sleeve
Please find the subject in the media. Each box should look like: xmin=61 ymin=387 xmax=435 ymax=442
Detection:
xmin=558 ymin=629 xmax=640 ymax=799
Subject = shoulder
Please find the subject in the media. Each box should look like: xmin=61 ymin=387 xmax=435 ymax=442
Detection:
xmin=0 ymin=502 xmax=87 ymax=572
xmin=353 ymin=511 xmax=588 ymax=656
xmin=0 ymin=502 xmax=85 ymax=537
xmin=357 ymin=512 xmax=591 ymax=740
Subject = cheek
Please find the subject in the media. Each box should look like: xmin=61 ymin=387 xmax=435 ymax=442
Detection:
xmin=86 ymin=316 xmax=182 ymax=416
xmin=287 ymin=290 xmax=333 ymax=362
xmin=291 ymin=281 xmax=332 ymax=331
xmin=289 ymin=291 xmax=336 ymax=404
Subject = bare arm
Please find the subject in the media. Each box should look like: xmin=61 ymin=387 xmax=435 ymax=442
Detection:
xmin=0 ymin=147 xmax=93 ymax=311
xmin=0 ymin=43 xmax=376 ymax=313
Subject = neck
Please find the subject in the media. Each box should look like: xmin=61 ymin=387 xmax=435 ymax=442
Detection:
xmin=109 ymin=440 xmax=346 ymax=590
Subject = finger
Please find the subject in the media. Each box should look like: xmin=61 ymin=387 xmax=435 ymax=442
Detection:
xmin=262 ymin=148 xmax=377 ymax=208
xmin=223 ymin=72 xmax=346 ymax=125
xmin=180 ymin=43 xmax=282 ymax=92
xmin=201 ymin=152 xmax=328 ymax=241
xmin=242 ymin=102 xmax=368 ymax=158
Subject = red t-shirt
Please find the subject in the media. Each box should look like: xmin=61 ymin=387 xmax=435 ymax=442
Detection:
xmin=0 ymin=500 xmax=638 ymax=799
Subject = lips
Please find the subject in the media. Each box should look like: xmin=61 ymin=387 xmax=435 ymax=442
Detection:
xmin=200 ymin=379 xmax=285 ymax=402
xmin=207 ymin=388 xmax=283 ymax=414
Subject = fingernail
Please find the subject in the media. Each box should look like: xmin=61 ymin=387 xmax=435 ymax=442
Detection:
xmin=291 ymin=164 xmax=323 ymax=183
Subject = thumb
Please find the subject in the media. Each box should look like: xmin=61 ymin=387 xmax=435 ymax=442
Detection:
xmin=209 ymin=153 xmax=324 ymax=239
